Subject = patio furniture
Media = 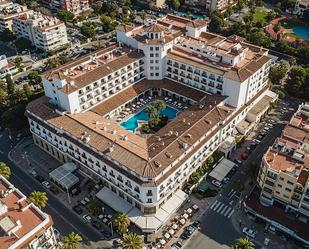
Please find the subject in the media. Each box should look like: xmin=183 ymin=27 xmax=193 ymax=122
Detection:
xmin=160 ymin=239 xmax=166 ymax=246
xmin=107 ymin=214 xmax=112 ymax=219
xmin=137 ymin=101 xmax=141 ymax=105
xmin=102 ymin=218 xmax=108 ymax=223
xmin=169 ymin=229 xmax=175 ymax=236
xmin=187 ymin=208 xmax=193 ymax=214
xmin=172 ymin=224 xmax=178 ymax=230
xmin=169 ymin=98 xmax=172 ymax=102
xmin=132 ymin=104 xmax=136 ymax=107
xmin=192 ymin=204 xmax=199 ymax=212
xmin=126 ymin=108 xmax=130 ymax=111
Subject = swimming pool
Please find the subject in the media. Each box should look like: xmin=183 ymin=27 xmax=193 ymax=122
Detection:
xmin=292 ymin=26 xmax=309 ymax=40
xmin=120 ymin=106 xmax=178 ymax=132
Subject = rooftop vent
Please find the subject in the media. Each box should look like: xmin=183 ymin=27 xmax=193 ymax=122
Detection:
xmin=165 ymin=152 xmax=172 ymax=158
xmin=111 ymin=129 xmax=116 ymax=134
xmin=154 ymin=161 xmax=162 ymax=167
xmin=205 ymin=119 xmax=212 ymax=124
xmin=209 ymin=105 xmax=212 ymax=109
xmin=121 ymin=135 xmax=128 ymax=141
xmin=185 ymin=133 xmax=192 ymax=139
xmin=180 ymin=142 xmax=188 ymax=149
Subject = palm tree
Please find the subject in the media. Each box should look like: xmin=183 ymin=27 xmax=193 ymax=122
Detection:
xmin=112 ymin=213 xmax=130 ymax=235
xmin=63 ymin=232 xmax=82 ymax=249
xmin=154 ymin=99 xmax=166 ymax=114
xmin=0 ymin=162 xmax=11 ymax=179
xmin=140 ymin=11 xmax=146 ymax=24
xmin=123 ymin=232 xmax=143 ymax=249
xmin=232 ymin=237 xmax=255 ymax=249
xmin=29 ymin=191 xmax=48 ymax=209
xmin=146 ymin=104 xmax=156 ymax=119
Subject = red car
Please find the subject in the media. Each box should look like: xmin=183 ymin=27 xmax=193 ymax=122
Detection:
xmin=50 ymin=186 xmax=59 ymax=194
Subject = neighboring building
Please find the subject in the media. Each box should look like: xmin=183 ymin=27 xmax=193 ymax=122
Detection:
xmin=48 ymin=0 xmax=90 ymax=15
xmin=0 ymin=55 xmax=18 ymax=78
xmin=294 ymin=0 xmax=309 ymax=16
xmin=185 ymin=0 xmax=237 ymax=12
xmin=0 ymin=175 xmax=58 ymax=249
xmin=12 ymin=11 xmax=68 ymax=52
xmin=26 ymin=14 xmax=276 ymax=233
xmin=258 ymin=103 xmax=309 ymax=215
xmin=0 ymin=2 xmax=29 ymax=31
xmin=248 ymin=103 xmax=309 ymax=245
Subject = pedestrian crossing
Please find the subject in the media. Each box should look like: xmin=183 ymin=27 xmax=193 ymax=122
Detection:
xmin=209 ymin=200 xmax=235 ymax=218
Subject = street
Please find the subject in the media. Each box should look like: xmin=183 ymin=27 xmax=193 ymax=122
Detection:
xmin=183 ymin=96 xmax=301 ymax=249
xmin=0 ymin=130 xmax=111 ymax=248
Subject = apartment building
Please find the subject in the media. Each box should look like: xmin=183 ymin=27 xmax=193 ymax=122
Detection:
xmin=49 ymin=0 xmax=90 ymax=15
xmin=12 ymin=11 xmax=68 ymax=51
xmin=0 ymin=2 xmax=29 ymax=31
xmin=294 ymin=0 xmax=309 ymax=16
xmin=257 ymin=103 xmax=309 ymax=217
xmin=0 ymin=55 xmax=18 ymax=78
xmin=0 ymin=175 xmax=58 ymax=249
xmin=185 ymin=0 xmax=237 ymax=12
xmin=26 ymin=14 xmax=276 ymax=233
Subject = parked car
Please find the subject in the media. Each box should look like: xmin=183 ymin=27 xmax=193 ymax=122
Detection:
xmin=253 ymin=139 xmax=261 ymax=144
xmin=53 ymin=229 xmax=60 ymax=240
xmin=191 ymin=221 xmax=201 ymax=230
xmin=212 ymin=180 xmax=223 ymax=188
xmin=30 ymin=169 xmax=38 ymax=178
xmin=180 ymin=224 xmax=197 ymax=240
xmin=82 ymin=214 xmax=91 ymax=223
xmin=242 ymin=227 xmax=256 ymax=238
xmin=101 ymin=230 xmax=112 ymax=239
xmin=92 ymin=220 xmax=102 ymax=230
xmin=80 ymin=197 xmax=90 ymax=206
xmin=72 ymin=205 xmax=83 ymax=215
xmin=71 ymin=188 xmax=81 ymax=196
xmin=50 ymin=186 xmax=59 ymax=194
xmin=42 ymin=181 xmax=51 ymax=189
xmin=264 ymin=238 xmax=270 ymax=246
xmin=35 ymin=175 xmax=45 ymax=183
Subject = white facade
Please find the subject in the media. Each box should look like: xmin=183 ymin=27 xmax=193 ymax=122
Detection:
xmin=294 ymin=0 xmax=309 ymax=16
xmin=12 ymin=11 xmax=68 ymax=51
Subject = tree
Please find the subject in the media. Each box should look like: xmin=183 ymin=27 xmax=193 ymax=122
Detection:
xmin=146 ymin=105 xmax=156 ymax=119
xmin=189 ymin=171 xmax=201 ymax=184
xmin=244 ymin=163 xmax=259 ymax=179
xmin=140 ymin=11 xmax=146 ymax=24
xmin=286 ymin=67 xmax=309 ymax=100
xmin=101 ymin=15 xmax=115 ymax=33
xmin=123 ymin=232 xmax=143 ymax=249
xmin=206 ymin=155 xmax=215 ymax=166
xmin=29 ymin=191 xmax=48 ymax=209
xmin=288 ymin=56 xmax=296 ymax=66
xmin=57 ymin=10 xmax=75 ymax=22
xmin=112 ymin=213 xmax=130 ymax=234
xmin=232 ymin=237 xmax=255 ymax=249
xmin=269 ymin=62 xmax=288 ymax=85
xmin=0 ymin=28 xmax=16 ymax=42
xmin=0 ymin=162 xmax=11 ymax=179
xmin=5 ymin=74 xmax=15 ymax=97
xmin=209 ymin=14 xmax=224 ymax=32
xmin=171 ymin=0 xmax=180 ymax=9
xmin=28 ymin=71 xmax=42 ymax=86
xmin=80 ymin=22 xmax=96 ymax=38
xmin=0 ymin=81 xmax=7 ymax=104
xmin=44 ymin=57 xmax=59 ymax=70
xmin=92 ymin=2 xmax=103 ymax=15
xmin=37 ymin=7 xmax=52 ymax=16
xmin=14 ymin=37 xmax=32 ymax=51
xmin=154 ymin=99 xmax=166 ymax=114
xmin=14 ymin=57 xmax=23 ymax=70
xmin=297 ymin=46 xmax=309 ymax=64
xmin=23 ymin=83 xmax=33 ymax=98
xmin=273 ymin=23 xmax=281 ymax=33
xmin=87 ymin=200 xmax=102 ymax=216
xmin=1 ymin=103 xmax=28 ymax=129
xmin=63 ymin=232 xmax=82 ymax=249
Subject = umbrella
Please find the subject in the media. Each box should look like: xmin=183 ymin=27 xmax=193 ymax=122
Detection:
xmin=183 ymin=213 xmax=189 ymax=219
xmin=187 ymin=208 xmax=193 ymax=214
xmin=126 ymin=108 xmax=130 ymax=111
xmin=169 ymin=229 xmax=175 ymax=235
xmin=160 ymin=239 xmax=166 ymax=245
xmin=137 ymin=101 xmax=141 ymax=104
xmin=132 ymin=104 xmax=136 ymax=107
xmin=164 ymin=233 xmax=170 ymax=239
xmin=164 ymin=97 xmax=168 ymax=100
xmin=193 ymin=204 xmax=199 ymax=211
xmin=140 ymin=98 xmax=144 ymax=101
xmin=180 ymin=218 xmax=185 ymax=225
xmin=172 ymin=224 xmax=178 ymax=230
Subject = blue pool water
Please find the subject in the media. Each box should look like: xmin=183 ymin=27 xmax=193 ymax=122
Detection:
xmin=120 ymin=106 xmax=178 ymax=132
xmin=292 ymin=26 xmax=309 ymax=40
xmin=173 ymin=10 xmax=205 ymax=20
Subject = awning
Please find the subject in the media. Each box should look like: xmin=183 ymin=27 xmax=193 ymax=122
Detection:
xmin=209 ymin=158 xmax=235 ymax=182
xmin=49 ymin=163 xmax=79 ymax=189
xmin=96 ymin=187 xmax=187 ymax=232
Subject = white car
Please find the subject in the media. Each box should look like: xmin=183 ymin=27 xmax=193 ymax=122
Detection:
xmin=264 ymin=238 xmax=270 ymax=246
xmin=242 ymin=227 xmax=256 ymax=238
xmin=211 ymin=180 xmax=223 ymax=188
xmin=82 ymin=214 xmax=91 ymax=223
xmin=42 ymin=181 xmax=51 ymax=189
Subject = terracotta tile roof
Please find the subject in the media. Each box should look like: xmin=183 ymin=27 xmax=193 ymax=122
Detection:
xmin=145 ymin=23 xmax=165 ymax=33
xmin=115 ymin=24 xmax=134 ymax=32
xmin=283 ymin=125 xmax=308 ymax=142
xmin=26 ymin=82 xmax=270 ymax=182
xmin=248 ymin=95 xmax=273 ymax=116
xmin=297 ymin=169 xmax=309 ymax=187
xmin=186 ymin=19 xmax=207 ymax=28
xmin=91 ymin=79 xmax=206 ymax=116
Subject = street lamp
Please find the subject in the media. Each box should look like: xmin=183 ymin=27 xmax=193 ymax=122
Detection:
xmin=66 ymin=187 xmax=71 ymax=204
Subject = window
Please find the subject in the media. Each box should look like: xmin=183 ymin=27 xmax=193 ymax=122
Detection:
xmin=150 ymin=53 xmax=154 ymax=57
xmin=285 ymin=188 xmax=292 ymax=192
xmin=147 ymin=190 xmax=153 ymax=196
xmin=150 ymin=47 xmax=154 ymax=51
xmin=155 ymin=47 xmax=159 ymax=51
xmin=287 ymin=181 xmax=294 ymax=185
xmin=277 ymin=184 xmax=282 ymax=188
xmin=147 ymin=198 xmax=152 ymax=203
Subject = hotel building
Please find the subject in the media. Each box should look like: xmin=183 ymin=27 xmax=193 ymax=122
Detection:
xmin=257 ymin=103 xmax=309 ymax=217
xmin=184 ymin=0 xmax=237 ymax=12
xmin=26 ymin=14 xmax=276 ymax=233
xmin=12 ymin=11 xmax=68 ymax=52
xmin=294 ymin=0 xmax=309 ymax=16
xmin=0 ymin=175 xmax=58 ymax=249
xmin=48 ymin=0 xmax=90 ymax=16
xmin=0 ymin=2 xmax=29 ymax=31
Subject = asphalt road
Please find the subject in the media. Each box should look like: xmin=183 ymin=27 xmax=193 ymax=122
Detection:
xmin=0 ymin=130 xmax=110 ymax=247
xmin=183 ymin=96 xmax=300 ymax=249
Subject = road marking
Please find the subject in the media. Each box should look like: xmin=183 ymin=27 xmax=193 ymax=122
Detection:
xmin=220 ymin=205 xmax=228 ymax=215
xmin=224 ymin=207 xmax=232 ymax=217
xmin=210 ymin=200 xmax=218 ymax=209
xmin=227 ymin=209 xmax=235 ymax=218
xmin=212 ymin=201 xmax=221 ymax=211
xmin=216 ymin=203 xmax=225 ymax=213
